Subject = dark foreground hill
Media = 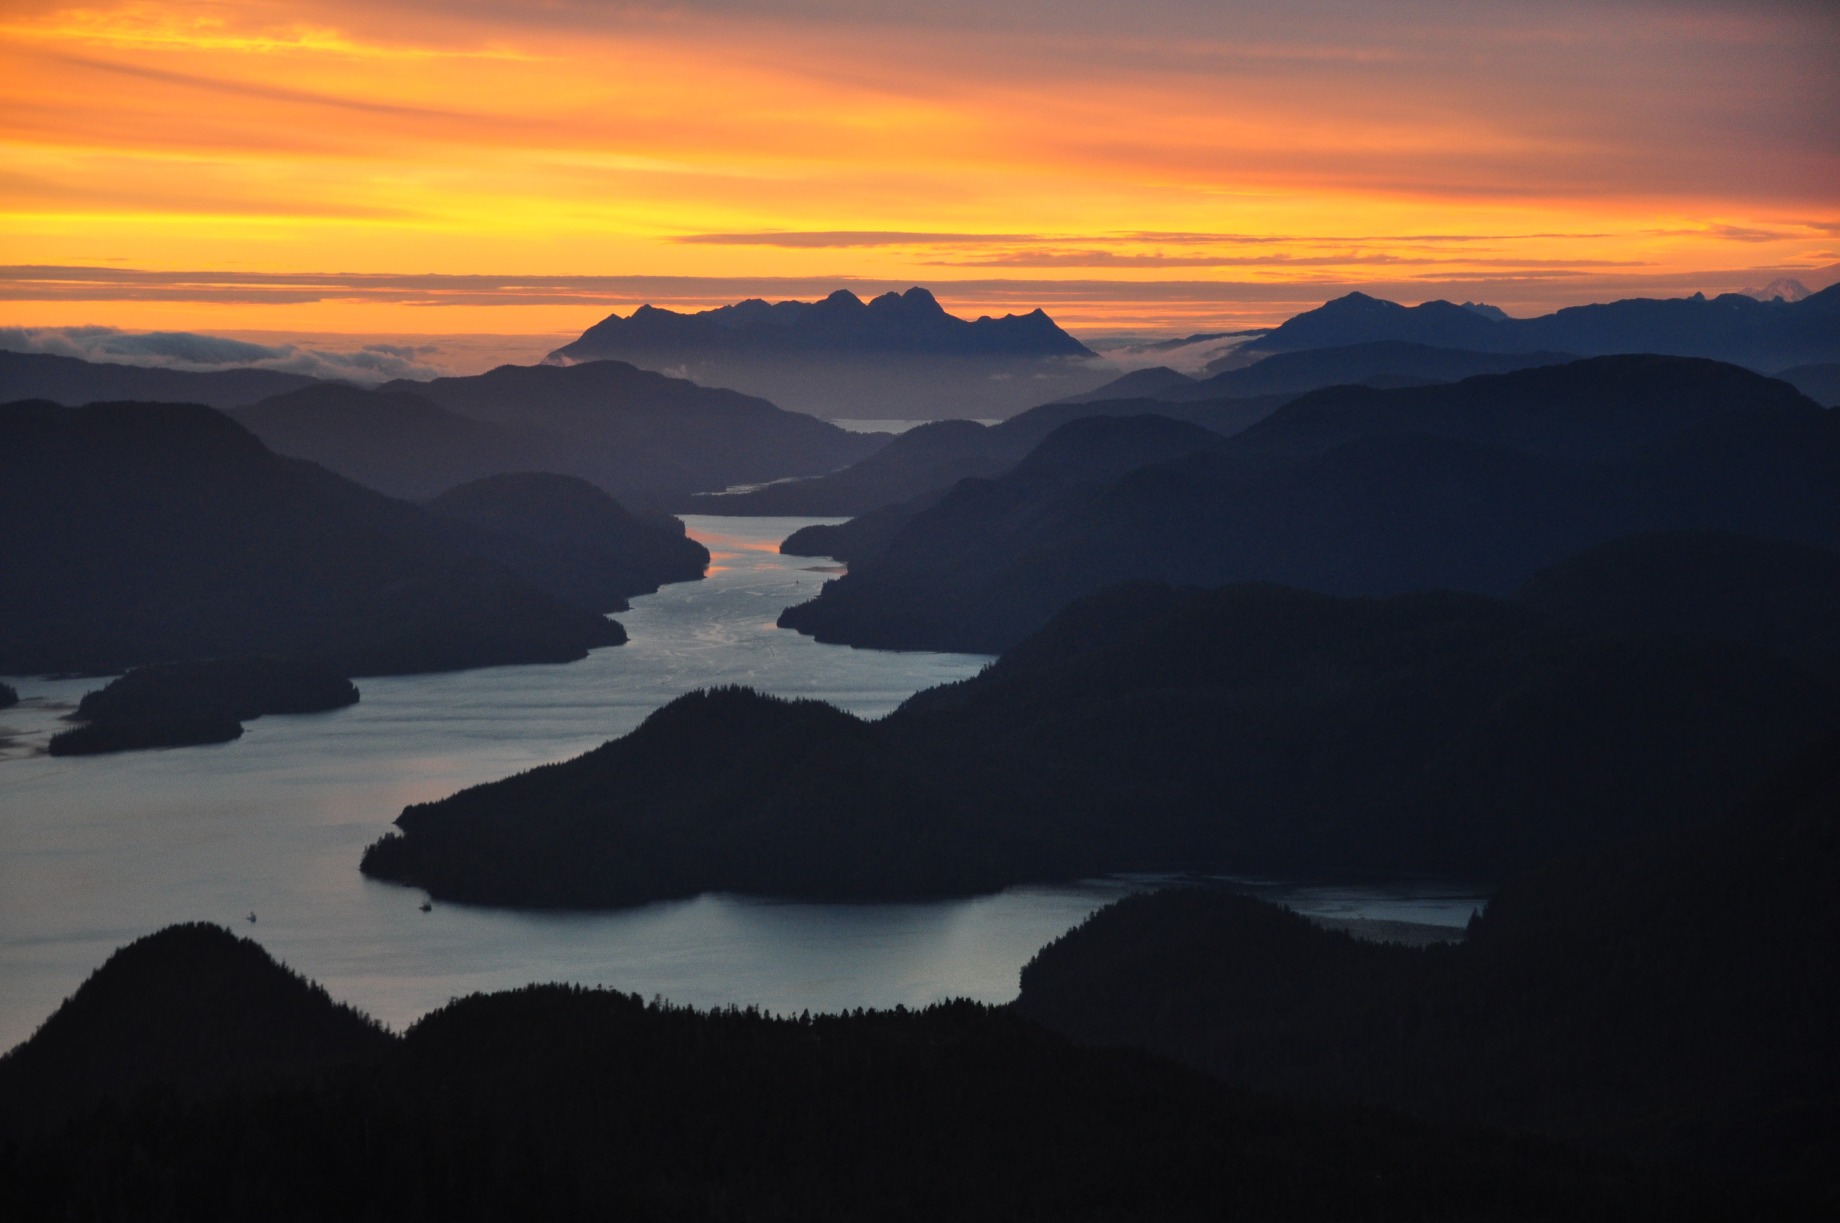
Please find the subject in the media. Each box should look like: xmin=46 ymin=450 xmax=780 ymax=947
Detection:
xmin=779 ymin=355 xmax=1835 ymax=653
xmin=0 ymin=926 xmax=1721 ymax=1222
xmin=0 ymin=924 xmax=390 ymax=1137
xmin=1014 ymin=728 xmax=1840 ymax=1202
xmin=0 ymin=401 xmax=623 ymax=676
xmin=426 ymin=473 xmax=708 ymax=613
xmin=47 ymin=658 xmax=360 ymax=755
xmin=361 ymin=573 xmax=1837 ymax=906
xmin=1517 ymin=530 xmax=1840 ymax=681
xmin=0 ymin=350 xmax=319 ymax=410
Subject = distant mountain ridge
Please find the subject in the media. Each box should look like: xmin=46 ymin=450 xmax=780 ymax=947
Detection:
xmin=550 ymin=286 xmax=1094 ymax=362
xmin=546 ymin=287 xmax=1107 ymax=419
xmin=220 ymin=359 xmax=886 ymax=508
xmin=0 ymin=350 xmax=320 ymax=409
xmin=1245 ymin=285 xmax=1840 ymax=370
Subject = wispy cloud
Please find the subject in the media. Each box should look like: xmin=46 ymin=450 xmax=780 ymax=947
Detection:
xmin=0 ymin=324 xmax=445 ymax=382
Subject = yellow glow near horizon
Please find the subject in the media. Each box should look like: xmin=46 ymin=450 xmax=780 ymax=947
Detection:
xmin=3 ymin=1 xmax=1836 ymax=334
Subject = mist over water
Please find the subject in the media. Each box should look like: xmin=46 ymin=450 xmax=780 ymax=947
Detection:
xmin=0 ymin=516 xmax=1481 ymax=1050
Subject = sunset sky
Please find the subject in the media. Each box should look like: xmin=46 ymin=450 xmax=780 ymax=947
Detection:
xmin=3 ymin=0 xmax=1836 ymax=341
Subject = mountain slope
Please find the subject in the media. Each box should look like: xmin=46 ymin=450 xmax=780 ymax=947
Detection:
xmin=231 ymin=383 xmax=549 ymax=502
xmin=779 ymin=356 xmax=1835 ymax=653
xmin=379 ymin=359 xmax=885 ymax=507
xmin=0 ymin=400 xmax=624 ymax=675
xmin=1014 ymin=727 xmax=1840 ymax=1187
xmin=1244 ymin=284 xmax=1840 ymax=369
xmin=0 ymin=923 xmax=389 ymax=1135
xmin=0 ymin=350 xmax=320 ymax=409
xmin=426 ymin=473 xmax=708 ymax=612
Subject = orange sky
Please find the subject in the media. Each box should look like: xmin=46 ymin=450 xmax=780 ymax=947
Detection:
xmin=2 ymin=0 xmax=1836 ymax=335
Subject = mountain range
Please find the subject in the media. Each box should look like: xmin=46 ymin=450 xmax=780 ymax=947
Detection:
xmin=1237 ymin=284 xmax=1840 ymax=370
xmin=550 ymin=287 xmax=1094 ymax=361
xmin=779 ymin=355 xmax=1836 ymax=653
xmin=544 ymin=287 xmax=1109 ymax=418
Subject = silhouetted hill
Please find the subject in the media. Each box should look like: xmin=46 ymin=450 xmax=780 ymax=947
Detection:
xmin=0 ymin=924 xmax=389 ymax=1136
xmin=748 ymin=346 xmax=1619 ymax=523
xmin=374 ymin=359 xmax=884 ymax=507
xmin=1058 ymin=365 xmax=1197 ymax=402
xmin=780 ymin=497 xmax=938 ymax=563
xmin=0 ymin=939 xmax=1686 ymax=1222
xmin=1182 ymin=340 xmax=1577 ymax=396
xmin=47 ymin=658 xmax=359 ymax=755
xmin=775 ymin=411 xmax=1233 ymax=559
xmin=0 ymin=681 xmax=15 ymax=709
xmin=779 ymin=356 xmax=1835 ymax=653
xmin=364 ymin=579 xmax=1835 ymax=905
xmin=1777 ymin=361 xmax=1840 ymax=406
xmin=0 ymin=350 xmax=319 ymax=409
xmin=1517 ymin=531 xmax=1840 ymax=681
xmin=426 ymin=473 xmax=708 ymax=612
xmin=362 ymin=686 xmax=973 ymax=905
xmin=553 ymin=287 xmax=1093 ymax=361
xmin=0 ymin=400 xmax=624 ymax=676
xmin=711 ymin=417 xmax=1023 ymax=517
xmin=714 ymin=390 xmax=1275 ymax=519
xmin=1246 ymin=285 xmax=1840 ymax=369
xmin=1014 ymin=727 xmax=1840 ymax=1192
xmin=231 ymin=383 xmax=548 ymax=501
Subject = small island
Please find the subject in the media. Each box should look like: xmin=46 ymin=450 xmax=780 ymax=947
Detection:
xmin=0 ymin=680 xmax=16 ymax=710
xmin=49 ymin=657 xmax=359 ymax=756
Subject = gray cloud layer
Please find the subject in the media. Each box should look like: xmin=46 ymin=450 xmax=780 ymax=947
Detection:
xmin=0 ymin=325 xmax=445 ymax=383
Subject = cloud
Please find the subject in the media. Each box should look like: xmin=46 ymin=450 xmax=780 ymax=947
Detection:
xmin=0 ymin=325 xmax=446 ymax=382
xmin=675 ymin=231 xmax=1038 ymax=247
xmin=676 ymin=229 xmax=1629 ymax=249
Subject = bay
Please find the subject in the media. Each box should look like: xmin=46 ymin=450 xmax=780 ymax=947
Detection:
xmin=0 ymin=516 xmax=1483 ymax=1050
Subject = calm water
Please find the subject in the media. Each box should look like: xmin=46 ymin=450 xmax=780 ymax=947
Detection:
xmin=0 ymin=516 xmax=1484 ymax=1050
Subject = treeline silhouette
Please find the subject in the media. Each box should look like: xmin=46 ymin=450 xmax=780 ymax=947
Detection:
xmin=0 ymin=925 xmax=1734 ymax=1222
xmin=48 ymin=658 xmax=359 ymax=755
xmin=362 ymin=540 xmax=1840 ymax=905
xmin=1014 ymin=728 xmax=1840 ymax=1206
xmin=0 ymin=681 xmax=16 ymax=709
